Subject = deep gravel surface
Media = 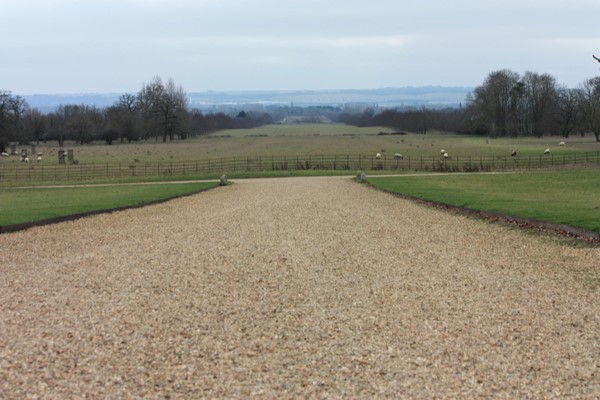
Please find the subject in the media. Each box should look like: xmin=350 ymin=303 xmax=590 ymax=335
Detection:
xmin=1 ymin=177 xmax=598 ymax=398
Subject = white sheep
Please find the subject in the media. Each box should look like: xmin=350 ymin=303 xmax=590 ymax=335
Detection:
xmin=443 ymin=152 xmax=449 ymax=159
xmin=394 ymin=153 xmax=403 ymax=160
xmin=24 ymin=157 xmax=29 ymax=162
xmin=37 ymin=152 xmax=43 ymax=156
xmin=375 ymin=153 xmax=381 ymax=159
xmin=37 ymin=155 xmax=42 ymax=162
xmin=440 ymin=149 xmax=446 ymax=155
xmin=544 ymin=148 xmax=550 ymax=155
xmin=559 ymin=141 xmax=565 ymax=146
xmin=1 ymin=152 xmax=8 ymax=157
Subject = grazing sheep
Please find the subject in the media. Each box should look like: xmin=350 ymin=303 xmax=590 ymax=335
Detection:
xmin=511 ymin=150 xmax=517 ymax=157
xmin=443 ymin=152 xmax=449 ymax=159
xmin=24 ymin=157 xmax=29 ymax=162
xmin=440 ymin=149 xmax=446 ymax=155
xmin=375 ymin=153 xmax=381 ymax=159
xmin=544 ymin=148 xmax=550 ymax=155
xmin=394 ymin=153 xmax=403 ymax=160
xmin=1 ymin=152 xmax=8 ymax=157
xmin=37 ymin=152 xmax=43 ymax=156
xmin=559 ymin=141 xmax=565 ymax=146
xmin=37 ymin=155 xmax=42 ymax=162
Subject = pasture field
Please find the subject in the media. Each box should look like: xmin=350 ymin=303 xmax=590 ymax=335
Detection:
xmin=1 ymin=124 xmax=598 ymax=166
xmin=0 ymin=181 xmax=218 ymax=227
xmin=369 ymin=169 xmax=600 ymax=233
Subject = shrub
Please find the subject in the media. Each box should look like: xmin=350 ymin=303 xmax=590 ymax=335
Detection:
xmin=356 ymin=171 xmax=367 ymax=183
xmin=220 ymin=174 xmax=228 ymax=186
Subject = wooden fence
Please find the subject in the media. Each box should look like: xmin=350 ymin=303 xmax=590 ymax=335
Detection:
xmin=1 ymin=152 xmax=600 ymax=182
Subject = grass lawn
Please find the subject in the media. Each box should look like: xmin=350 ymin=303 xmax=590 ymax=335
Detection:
xmin=368 ymin=169 xmax=600 ymax=233
xmin=0 ymin=181 xmax=219 ymax=227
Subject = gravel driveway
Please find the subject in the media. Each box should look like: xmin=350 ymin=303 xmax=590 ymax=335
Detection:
xmin=1 ymin=176 xmax=598 ymax=398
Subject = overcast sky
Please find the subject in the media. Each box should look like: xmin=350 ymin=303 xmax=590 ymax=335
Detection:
xmin=1 ymin=0 xmax=599 ymax=94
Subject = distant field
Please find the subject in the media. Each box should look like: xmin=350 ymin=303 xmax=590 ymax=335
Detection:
xmin=0 ymin=182 xmax=218 ymax=227
xmin=369 ymin=169 xmax=600 ymax=233
xmin=1 ymin=124 xmax=598 ymax=166
xmin=211 ymin=124 xmax=395 ymax=137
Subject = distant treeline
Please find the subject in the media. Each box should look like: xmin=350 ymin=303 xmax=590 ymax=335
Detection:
xmin=0 ymin=76 xmax=274 ymax=152
xmin=1 ymin=70 xmax=599 ymax=152
xmin=339 ymin=70 xmax=600 ymax=142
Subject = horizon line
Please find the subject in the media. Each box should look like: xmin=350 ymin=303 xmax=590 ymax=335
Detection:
xmin=17 ymin=85 xmax=475 ymax=96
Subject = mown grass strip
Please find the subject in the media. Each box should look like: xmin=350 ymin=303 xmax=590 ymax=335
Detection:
xmin=0 ymin=181 xmax=219 ymax=227
xmin=368 ymin=170 xmax=600 ymax=233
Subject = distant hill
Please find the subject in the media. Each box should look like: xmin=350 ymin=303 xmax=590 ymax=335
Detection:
xmin=23 ymin=93 xmax=121 ymax=113
xmin=23 ymin=87 xmax=472 ymax=113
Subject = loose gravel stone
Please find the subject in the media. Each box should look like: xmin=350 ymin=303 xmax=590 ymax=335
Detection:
xmin=0 ymin=176 xmax=598 ymax=398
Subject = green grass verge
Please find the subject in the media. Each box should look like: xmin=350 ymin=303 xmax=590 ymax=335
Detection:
xmin=0 ymin=181 xmax=219 ymax=226
xmin=368 ymin=169 xmax=600 ymax=233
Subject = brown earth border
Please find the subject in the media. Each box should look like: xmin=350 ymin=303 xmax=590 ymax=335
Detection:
xmin=369 ymin=183 xmax=600 ymax=245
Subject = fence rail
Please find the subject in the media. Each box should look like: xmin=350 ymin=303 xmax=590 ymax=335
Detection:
xmin=1 ymin=152 xmax=600 ymax=182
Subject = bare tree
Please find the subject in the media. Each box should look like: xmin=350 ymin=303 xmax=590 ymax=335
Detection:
xmin=555 ymin=87 xmax=580 ymax=138
xmin=467 ymin=70 xmax=520 ymax=136
xmin=578 ymin=77 xmax=600 ymax=142
xmin=137 ymin=76 xmax=166 ymax=141
xmin=105 ymin=93 xmax=139 ymax=143
xmin=137 ymin=76 xmax=188 ymax=142
xmin=522 ymin=71 xmax=558 ymax=136
xmin=161 ymin=78 xmax=189 ymax=141
xmin=23 ymin=108 xmax=47 ymax=144
xmin=0 ymin=90 xmax=28 ymax=151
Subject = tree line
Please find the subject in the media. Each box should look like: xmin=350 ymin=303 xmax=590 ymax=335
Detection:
xmin=338 ymin=70 xmax=600 ymax=142
xmin=0 ymin=76 xmax=273 ymax=153
xmin=2 ymin=70 xmax=600 ymax=153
